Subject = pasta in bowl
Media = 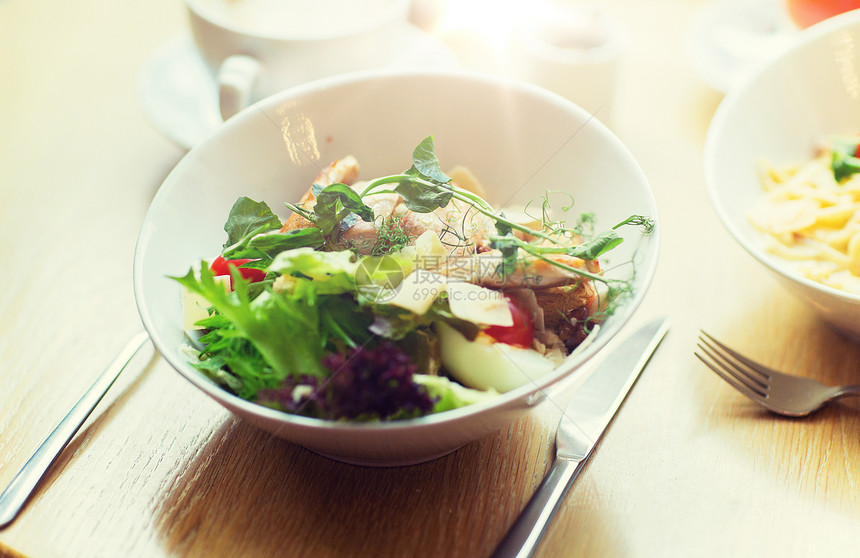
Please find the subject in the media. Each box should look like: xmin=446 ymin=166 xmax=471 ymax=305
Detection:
xmin=705 ymin=9 xmax=860 ymax=340
xmin=750 ymin=136 xmax=860 ymax=295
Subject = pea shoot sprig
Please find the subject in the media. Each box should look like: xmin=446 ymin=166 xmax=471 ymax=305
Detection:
xmin=286 ymin=135 xmax=654 ymax=286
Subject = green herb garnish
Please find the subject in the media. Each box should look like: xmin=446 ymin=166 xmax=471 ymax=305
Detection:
xmin=359 ymin=136 xmax=654 ymax=288
xmin=831 ymin=136 xmax=860 ymax=182
xmin=222 ymin=197 xmax=323 ymax=262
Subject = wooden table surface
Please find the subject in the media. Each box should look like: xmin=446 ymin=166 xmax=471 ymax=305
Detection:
xmin=2 ymin=1 xmax=860 ymax=557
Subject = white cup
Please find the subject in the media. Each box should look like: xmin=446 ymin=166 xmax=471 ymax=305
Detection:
xmin=185 ymin=0 xmax=412 ymax=120
xmin=508 ymin=4 xmax=628 ymax=128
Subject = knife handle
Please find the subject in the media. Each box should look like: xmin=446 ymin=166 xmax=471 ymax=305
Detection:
xmin=491 ymin=458 xmax=582 ymax=558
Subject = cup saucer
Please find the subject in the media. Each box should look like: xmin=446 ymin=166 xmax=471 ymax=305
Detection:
xmin=137 ymin=35 xmax=222 ymax=149
xmin=137 ymin=25 xmax=461 ymax=149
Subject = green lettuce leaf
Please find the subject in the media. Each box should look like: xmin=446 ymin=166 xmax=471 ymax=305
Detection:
xmin=173 ymin=263 xmax=328 ymax=381
xmin=268 ymin=247 xmax=359 ymax=294
xmin=223 ymin=197 xmax=283 ymax=249
xmin=412 ymin=374 xmax=499 ymax=413
xmin=313 ymin=183 xmax=375 ymax=236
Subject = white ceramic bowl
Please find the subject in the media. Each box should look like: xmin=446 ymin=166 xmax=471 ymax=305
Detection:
xmin=133 ymin=70 xmax=659 ymax=466
xmin=705 ymin=9 xmax=860 ymax=341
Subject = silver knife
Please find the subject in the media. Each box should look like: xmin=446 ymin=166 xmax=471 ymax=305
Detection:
xmin=492 ymin=317 xmax=670 ymax=558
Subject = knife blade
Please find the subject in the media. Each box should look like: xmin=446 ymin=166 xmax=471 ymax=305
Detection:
xmin=491 ymin=317 xmax=670 ymax=558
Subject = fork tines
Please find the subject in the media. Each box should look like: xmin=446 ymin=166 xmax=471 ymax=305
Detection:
xmin=694 ymin=331 xmax=770 ymax=402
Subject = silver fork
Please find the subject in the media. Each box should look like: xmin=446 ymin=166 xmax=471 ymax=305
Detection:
xmin=695 ymin=331 xmax=860 ymax=416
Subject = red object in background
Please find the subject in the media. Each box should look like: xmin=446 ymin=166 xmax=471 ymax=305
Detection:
xmin=785 ymin=0 xmax=860 ymax=28
xmin=210 ymin=255 xmax=266 ymax=288
xmin=484 ymin=295 xmax=535 ymax=348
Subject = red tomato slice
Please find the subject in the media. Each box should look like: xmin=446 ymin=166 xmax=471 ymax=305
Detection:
xmin=210 ymin=255 xmax=266 ymax=288
xmin=484 ymin=295 xmax=535 ymax=348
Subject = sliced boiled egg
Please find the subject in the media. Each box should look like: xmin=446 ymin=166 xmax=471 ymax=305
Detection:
xmin=445 ymin=281 xmax=513 ymax=326
xmin=387 ymin=269 xmax=447 ymax=315
xmin=435 ymin=321 xmax=558 ymax=393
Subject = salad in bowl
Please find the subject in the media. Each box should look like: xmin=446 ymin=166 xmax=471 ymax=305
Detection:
xmin=133 ymin=70 xmax=658 ymax=465
xmin=175 ymin=136 xmax=653 ymax=422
